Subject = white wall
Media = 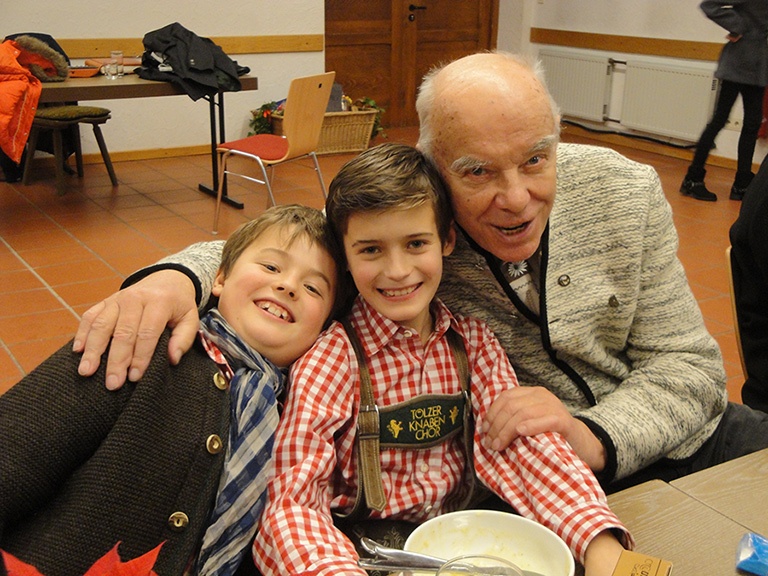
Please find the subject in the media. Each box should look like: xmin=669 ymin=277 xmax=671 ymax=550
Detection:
xmin=3 ymin=1 xmax=325 ymax=155
xmin=497 ymin=0 xmax=766 ymax=163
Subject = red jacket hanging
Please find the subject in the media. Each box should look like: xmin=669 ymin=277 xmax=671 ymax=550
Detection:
xmin=0 ymin=40 xmax=41 ymax=163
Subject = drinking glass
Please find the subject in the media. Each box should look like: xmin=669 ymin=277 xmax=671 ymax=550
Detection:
xmin=110 ymin=50 xmax=124 ymax=77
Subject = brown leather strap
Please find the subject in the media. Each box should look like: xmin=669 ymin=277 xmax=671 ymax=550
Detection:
xmin=341 ymin=317 xmax=387 ymax=514
xmin=444 ymin=327 xmax=477 ymax=512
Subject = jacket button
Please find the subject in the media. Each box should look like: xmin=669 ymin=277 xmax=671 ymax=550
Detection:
xmin=557 ymin=274 xmax=571 ymax=287
xmin=168 ymin=511 xmax=189 ymax=531
xmin=213 ymin=372 xmax=228 ymax=390
xmin=609 ymin=295 xmax=620 ymax=308
xmin=206 ymin=434 xmax=223 ymax=454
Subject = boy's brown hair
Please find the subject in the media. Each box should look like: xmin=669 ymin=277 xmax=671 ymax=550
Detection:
xmin=325 ymin=143 xmax=453 ymax=250
xmin=218 ymin=204 xmax=348 ymax=323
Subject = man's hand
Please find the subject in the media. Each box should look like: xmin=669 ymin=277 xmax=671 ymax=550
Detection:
xmin=73 ymin=270 xmax=200 ymax=390
xmin=481 ymin=386 xmax=607 ymax=471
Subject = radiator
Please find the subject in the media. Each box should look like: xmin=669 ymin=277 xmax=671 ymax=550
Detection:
xmin=621 ymin=60 xmax=718 ymax=141
xmin=539 ymin=48 xmax=612 ymax=122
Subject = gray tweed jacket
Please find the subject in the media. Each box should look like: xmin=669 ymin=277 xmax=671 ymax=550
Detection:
xmin=143 ymin=143 xmax=728 ymax=483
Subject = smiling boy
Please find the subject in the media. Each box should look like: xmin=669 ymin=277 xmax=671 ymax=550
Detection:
xmin=0 ymin=205 xmax=342 ymax=576
xmin=253 ymin=144 xmax=632 ymax=576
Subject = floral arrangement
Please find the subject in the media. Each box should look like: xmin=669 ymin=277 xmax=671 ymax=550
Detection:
xmin=248 ymin=100 xmax=283 ymax=136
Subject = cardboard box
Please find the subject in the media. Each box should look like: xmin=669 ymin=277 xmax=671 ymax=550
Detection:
xmin=612 ymin=550 xmax=673 ymax=576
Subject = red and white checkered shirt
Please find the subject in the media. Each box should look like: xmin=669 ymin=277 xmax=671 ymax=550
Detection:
xmin=253 ymin=297 xmax=631 ymax=576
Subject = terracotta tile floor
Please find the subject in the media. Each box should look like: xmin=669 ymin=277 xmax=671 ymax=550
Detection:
xmin=0 ymin=126 xmax=747 ymax=403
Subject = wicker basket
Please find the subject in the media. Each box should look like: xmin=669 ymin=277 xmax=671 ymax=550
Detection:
xmin=271 ymin=109 xmax=377 ymax=155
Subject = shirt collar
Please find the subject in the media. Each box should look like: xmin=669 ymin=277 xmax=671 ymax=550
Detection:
xmin=348 ymin=295 xmax=458 ymax=357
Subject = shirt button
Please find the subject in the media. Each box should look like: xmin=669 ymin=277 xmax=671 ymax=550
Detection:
xmin=206 ymin=434 xmax=223 ymax=454
xmin=403 ymin=330 xmax=414 ymax=338
xmin=168 ymin=511 xmax=189 ymax=531
xmin=608 ymin=295 xmax=620 ymax=308
xmin=213 ymin=372 xmax=228 ymax=390
xmin=557 ymin=274 xmax=571 ymax=287
xmin=424 ymin=504 xmax=433 ymax=514
xmin=420 ymin=462 xmax=430 ymax=473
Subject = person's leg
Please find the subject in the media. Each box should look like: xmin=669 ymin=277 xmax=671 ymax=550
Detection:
xmin=605 ymin=402 xmax=768 ymax=493
xmin=731 ymin=84 xmax=765 ymax=199
xmin=688 ymin=81 xmax=740 ymax=179
xmin=682 ymin=81 xmax=740 ymax=201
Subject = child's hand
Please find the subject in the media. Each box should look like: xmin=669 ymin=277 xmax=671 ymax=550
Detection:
xmin=583 ymin=530 xmax=624 ymax=576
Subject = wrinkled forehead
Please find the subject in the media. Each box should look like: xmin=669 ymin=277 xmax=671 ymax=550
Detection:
xmin=431 ymin=77 xmax=555 ymax=165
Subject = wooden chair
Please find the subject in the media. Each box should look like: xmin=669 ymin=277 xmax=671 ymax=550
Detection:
xmin=726 ymin=245 xmax=748 ymax=378
xmin=22 ymin=105 xmax=118 ymax=195
xmin=212 ymin=71 xmax=335 ymax=234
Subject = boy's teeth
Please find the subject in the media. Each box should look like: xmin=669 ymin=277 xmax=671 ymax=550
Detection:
xmin=382 ymin=285 xmax=417 ymax=297
xmin=258 ymin=301 xmax=292 ymax=321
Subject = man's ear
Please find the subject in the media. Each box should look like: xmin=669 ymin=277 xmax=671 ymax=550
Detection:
xmin=442 ymin=224 xmax=456 ymax=256
xmin=212 ymin=269 xmax=226 ymax=297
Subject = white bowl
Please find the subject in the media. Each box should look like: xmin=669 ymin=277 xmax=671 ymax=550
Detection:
xmin=404 ymin=510 xmax=575 ymax=576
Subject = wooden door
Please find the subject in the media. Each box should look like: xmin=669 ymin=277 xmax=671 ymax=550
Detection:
xmin=326 ymin=0 xmax=499 ymax=127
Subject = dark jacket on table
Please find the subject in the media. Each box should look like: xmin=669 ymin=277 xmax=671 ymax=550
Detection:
xmin=730 ymin=156 xmax=768 ymax=413
xmin=701 ymin=0 xmax=768 ymax=86
xmin=138 ymin=22 xmax=242 ymax=101
xmin=0 ymin=330 xmax=230 ymax=576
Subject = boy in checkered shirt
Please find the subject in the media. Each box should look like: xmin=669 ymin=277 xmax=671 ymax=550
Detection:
xmin=253 ymin=143 xmax=633 ymax=576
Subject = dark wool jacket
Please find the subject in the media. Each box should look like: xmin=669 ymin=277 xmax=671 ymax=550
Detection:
xmin=730 ymin=155 xmax=768 ymax=414
xmin=701 ymin=0 xmax=768 ymax=87
xmin=0 ymin=331 xmax=230 ymax=576
xmin=138 ymin=22 xmax=242 ymax=101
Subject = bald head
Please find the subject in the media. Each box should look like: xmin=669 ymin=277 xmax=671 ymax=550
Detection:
xmin=416 ymin=52 xmax=560 ymax=159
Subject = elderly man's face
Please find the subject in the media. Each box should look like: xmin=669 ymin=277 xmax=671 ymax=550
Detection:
xmin=429 ymin=63 xmax=558 ymax=264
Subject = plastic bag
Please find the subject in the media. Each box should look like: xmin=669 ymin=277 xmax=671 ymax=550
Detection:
xmin=737 ymin=533 xmax=768 ymax=576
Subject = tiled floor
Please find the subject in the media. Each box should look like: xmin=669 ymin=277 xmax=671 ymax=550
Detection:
xmin=0 ymin=126 xmax=747 ymax=403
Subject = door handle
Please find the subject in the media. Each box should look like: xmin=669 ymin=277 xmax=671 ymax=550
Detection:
xmin=409 ymin=4 xmax=427 ymax=11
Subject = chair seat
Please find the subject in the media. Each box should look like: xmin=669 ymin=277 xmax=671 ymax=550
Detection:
xmin=34 ymin=105 xmax=111 ymax=122
xmin=219 ymin=134 xmax=289 ymax=161
xmin=23 ymin=105 xmax=117 ymax=193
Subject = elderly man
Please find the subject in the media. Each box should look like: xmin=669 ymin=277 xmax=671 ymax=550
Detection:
xmin=74 ymin=52 xmax=768 ymax=489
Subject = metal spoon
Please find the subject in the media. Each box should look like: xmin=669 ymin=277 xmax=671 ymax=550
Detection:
xmin=357 ymin=537 xmax=546 ymax=576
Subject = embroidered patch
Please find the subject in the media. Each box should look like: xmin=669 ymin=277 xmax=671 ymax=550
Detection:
xmin=379 ymin=393 xmax=466 ymax=448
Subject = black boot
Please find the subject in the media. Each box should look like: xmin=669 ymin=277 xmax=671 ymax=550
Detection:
xmin=730 ymin=172 xmax=754 ymax=201
xmin=730 ymin=185 xmax=748 ymax=201
xmin=680 ymin=178 xmax=717 ymax=201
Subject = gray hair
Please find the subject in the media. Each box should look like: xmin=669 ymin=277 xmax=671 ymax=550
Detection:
xmin=416 ymin=51 xmax=561 ymax=159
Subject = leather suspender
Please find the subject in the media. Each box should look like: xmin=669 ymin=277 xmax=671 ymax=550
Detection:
xmin=335 ymin=318 xmax=475 ymax=524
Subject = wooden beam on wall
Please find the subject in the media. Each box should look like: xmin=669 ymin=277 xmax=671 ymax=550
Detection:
xmin=58 ymin=34 xmax=324 ymax=59
xmin=530 ymin=28 xmax=722 ymax=61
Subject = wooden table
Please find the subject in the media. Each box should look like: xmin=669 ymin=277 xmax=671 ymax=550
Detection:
xmin=607 ymin=479 xmax=747 ymax=576
xmin=40 ymin=73 xmax=259 ymax=208
xmin=671 ymin=447 xmax=768 ymax=537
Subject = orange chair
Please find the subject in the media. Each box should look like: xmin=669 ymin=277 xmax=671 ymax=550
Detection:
xmin=213 ymin=71 xmax=335 ymax=234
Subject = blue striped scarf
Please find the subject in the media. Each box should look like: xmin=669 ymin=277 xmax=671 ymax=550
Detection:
xmin=196 ymin=309 xmax=287 ymax=576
